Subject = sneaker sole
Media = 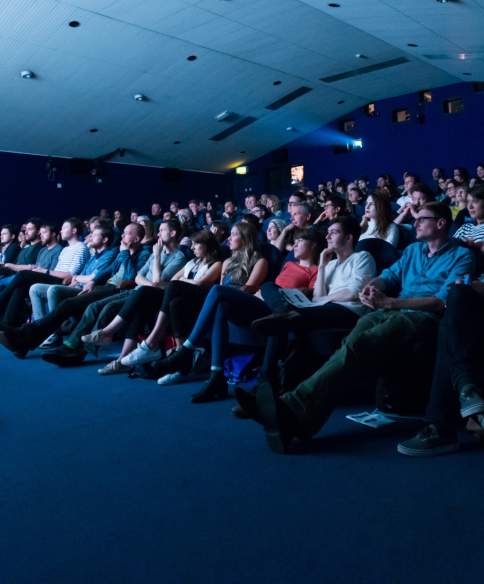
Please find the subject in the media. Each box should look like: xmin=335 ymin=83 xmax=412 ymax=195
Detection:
xmin=397 ymin=442 xmax=460 ymax=457
xmin=460 ymin=402 xmax=484 ymax=418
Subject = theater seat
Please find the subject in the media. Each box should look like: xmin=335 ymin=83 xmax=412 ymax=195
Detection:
xmin=355 ymin=238 xmax=400 ymax=273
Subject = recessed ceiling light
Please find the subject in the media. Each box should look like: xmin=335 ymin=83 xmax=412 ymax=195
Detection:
xmin=286 ymin=126 xmax=296 ymax=132
xmin=463 ymin=72 xmax=472 ymax=76
xmin=240 ymin=150 xmax=247 ymax=154
xmin=20 ymin=70 xmax=35 ymax=79
xmin=173 ymin=140 xmax=181 ymax=145
xmin=328 ymin=3 xmax=341 ymax=7
xmin=337 ymin=99 xmax=345 ymax=104
xmin=187 ymin=55 xmax=197 ymax=61
xmin=407 ymin=43 xmax=418 ymax=47
xmin=68 ymin=20 xmax=80 ymax=28
xmin=133 ymin=93 xmax=147 ymax=102
xmin=355 ymin=53 xmax=368 ymax=59
xmin=273 ymin=80 xmax=282 ymax=86
xmin=89 ymin=128 xmax=99 ymax=133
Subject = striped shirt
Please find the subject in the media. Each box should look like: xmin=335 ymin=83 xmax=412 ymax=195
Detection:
xmin=453 ymin=222 xmax=484 ymax=243
xmin=54 ymin=241 xmax=90 ymax=275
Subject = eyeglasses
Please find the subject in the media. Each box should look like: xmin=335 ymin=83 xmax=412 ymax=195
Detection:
xmin=414 ymin=216 xmax=438 ymax=224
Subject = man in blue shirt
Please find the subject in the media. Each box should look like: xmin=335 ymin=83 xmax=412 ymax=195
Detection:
xmin=238 ymin=202 xmax=475 ymax=453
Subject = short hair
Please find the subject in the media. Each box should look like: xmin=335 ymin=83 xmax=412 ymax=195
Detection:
xmin=292 ymin=201 xmax=311 ymax=215
xmin=241 ymin=213 xmax=260 ymax=229
xmin=421 ymin=202 xmax=452 ymax=229
xmin=211 ymin=221 xmax=229 ymax=241
xmin=470 ymin=185 xmax=484 ymax=201
xmin=330 ymin=215 xmax=361 ymax=245
xmin=126 ymin=221 xmax=145 ymax=240
xmin=289 ymin=191 xmax=305 ymax=201
xmin=326 ymin=195 xmax=347 ymax=212
xmin=162 ymin=218 xmax=182 ymax=241
xmin=88 ymin=215 xmax=101 ymax=225
xmin=93 ymin=224 xmax=114 ymax=246
xmin=410 ymin=183 xmax=435 ymax=201
xmin=25 ymin=217 xmax=43 ymax=231
xmin=1 ymin=223 xmax=17 ymax=236
xmin=188 ymin=199 xmax=200 ymax=206
xmin=64 ymin=217 xmax=84 ymax=235
xmin=40 ymin=223 xmax=58 ymax=234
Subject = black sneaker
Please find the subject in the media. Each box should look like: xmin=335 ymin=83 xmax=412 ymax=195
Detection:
xmin=150 ymin=346 xmax=194 ymax=378
xmin=459 ymin=385 xmax=484 ymax=418
xmin=397 ymin=424 xmax=459 ymax=457
xmin=41 ymin=346 xmax=87 ymax=367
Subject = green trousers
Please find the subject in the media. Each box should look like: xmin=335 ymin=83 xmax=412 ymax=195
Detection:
xmin=281 ymin=309 xmax=439 ymax=436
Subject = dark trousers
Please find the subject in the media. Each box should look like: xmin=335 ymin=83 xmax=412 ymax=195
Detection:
xmin=0 ymin=271 xmax=61 ymax=326
xmin=426 ymin=285 xmax=484 ymax=430
xmin=281 ymin=309 xmax=439 ymax=436
xmin=162 ymin=281 xmax=210 ymax=339
xmin=118 ymin=286 xmax=165 ymax=340
xmin=260 ymin=300 xmax=360 ymax=382
xmin=19 ymin=285 xmax=119 ymax=349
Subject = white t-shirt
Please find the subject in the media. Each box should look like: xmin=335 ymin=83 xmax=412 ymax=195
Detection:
xmin=359 ymin=220 xmax=400 ymax=247
xmin=322 ymin=251 xmax=377 ymax=315
xmin=396 ymin=193 xmax=411 ymax=209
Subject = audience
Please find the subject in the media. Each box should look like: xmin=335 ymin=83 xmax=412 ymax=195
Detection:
xmin=0 ymin=162 xmax=483 ymax=460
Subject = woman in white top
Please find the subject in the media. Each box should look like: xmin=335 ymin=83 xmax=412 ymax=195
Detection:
xmin=359 ymin=191 xmax=399 ymax=247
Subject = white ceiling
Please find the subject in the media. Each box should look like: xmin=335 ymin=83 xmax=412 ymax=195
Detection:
xmin=0 ymin=0 xmax=482 ymax=172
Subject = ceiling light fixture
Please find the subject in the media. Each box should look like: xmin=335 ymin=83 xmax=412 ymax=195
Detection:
xmin=328 ymin=3 xmax=341 ymax=6
xmin=187 ymin=55 xmax=197 ymax=61
xmin=463 ymin=72 xmax=472 ymax=76
xmin=133 ymin=93 xmax=147 ymax=102
xmin=337 ymin=99 xmax=345 ymax=104
xmin=173 ymin=140 xmax=181 ymax=145
xmin=286 ymin=126 xmax=296 ymax=132
xmin=20 ymin=70 xmax=35 ymax=79
xmin=236 ymin=166 xmax=248 ymax=175
xmin=68 ymin=20 xmax=80 ymax=28
xmin=407 ymin=43 xmax=418 ymax=47
xmin=355 ymin=53 xmax=368 ymax=59
xmin=273 ymin=80 xmax=282 ymax=86
xmin=89 ymin=128 xmax=99 ymax=133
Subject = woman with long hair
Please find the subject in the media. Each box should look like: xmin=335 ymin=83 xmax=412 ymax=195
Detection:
xmin=82 ymin=230 xmax=222 ymax=372
xmin=360 ymin=191 xmax=399 ymax=246
xmin=137 ymin=215 xmax=156 ymax=248
xmin=150 ymin=222 xmax=269 ymax=403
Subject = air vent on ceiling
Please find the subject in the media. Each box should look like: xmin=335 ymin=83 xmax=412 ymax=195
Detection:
xmin=265 ymin=86 xmax=312 ymax=111
xmin=209 ymin=116 xmax=257 ymax=142
xmin=321 ymin=57 xmax=409 ymax=83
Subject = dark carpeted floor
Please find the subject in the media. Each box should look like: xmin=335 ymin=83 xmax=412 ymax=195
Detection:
xmin=1 ymin=346 xmax=483 ymax=584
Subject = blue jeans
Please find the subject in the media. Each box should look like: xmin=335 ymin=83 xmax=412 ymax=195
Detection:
xmin=187 ymin=285 xmax=270 ymax=368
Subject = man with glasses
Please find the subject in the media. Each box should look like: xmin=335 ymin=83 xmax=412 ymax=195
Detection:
xmin=241 ymin=202 xmax=475 ymax=453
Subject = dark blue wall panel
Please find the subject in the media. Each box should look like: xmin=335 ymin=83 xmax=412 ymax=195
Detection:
xmin=238 ymin=82 xmax=484 ymax=197
xmin=0 ymin=152 xmax=231 ymax=226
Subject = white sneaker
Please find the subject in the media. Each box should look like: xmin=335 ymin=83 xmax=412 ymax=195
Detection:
xmin=157 ymin=371 xmax=184 ymax=386
xmin=39 ymin=332 xmax=61 ymax=349
xmin=97 ymin=359 xmax=130 ymax=375
xmin=120 ymin=341 xmax=161 ymax=367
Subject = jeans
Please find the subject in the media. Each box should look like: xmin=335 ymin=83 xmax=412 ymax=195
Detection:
xmin=29 ymin=284 xmax=80 ymax=320
xmin=187 ymin=285 xmax=271 ymax=368
xmin=161 ymin=281 xmax=210 ymax=339
xmin=281 ymin=308 xmax=439 ymax=436
xmin=426 ymin=284 xmax=484 ymax=430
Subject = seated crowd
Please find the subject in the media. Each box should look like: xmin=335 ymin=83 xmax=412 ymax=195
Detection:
xmin=1 ymin=162 xmax=484 ymax=457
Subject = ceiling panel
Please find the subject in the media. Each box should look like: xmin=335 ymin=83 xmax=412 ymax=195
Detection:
xmin=0 ymin=0 xmax=478 ymax=172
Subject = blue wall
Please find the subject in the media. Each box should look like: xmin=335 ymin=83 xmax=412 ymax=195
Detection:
xmin=238 ymin=82 xmax=484 ymax=196
xmin=0 ymin=152 xmax=231 ymax=226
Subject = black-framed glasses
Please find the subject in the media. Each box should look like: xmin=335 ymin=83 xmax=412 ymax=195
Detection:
xmin=414 ymin=216 xmax=438 ymax=224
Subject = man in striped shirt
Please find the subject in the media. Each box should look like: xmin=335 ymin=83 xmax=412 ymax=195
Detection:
xmin=0 ymin=218 xmax=89 ymax=327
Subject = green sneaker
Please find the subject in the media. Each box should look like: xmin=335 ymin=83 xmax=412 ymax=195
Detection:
xmin=397 ymin=424 xmax=459 ymax=457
